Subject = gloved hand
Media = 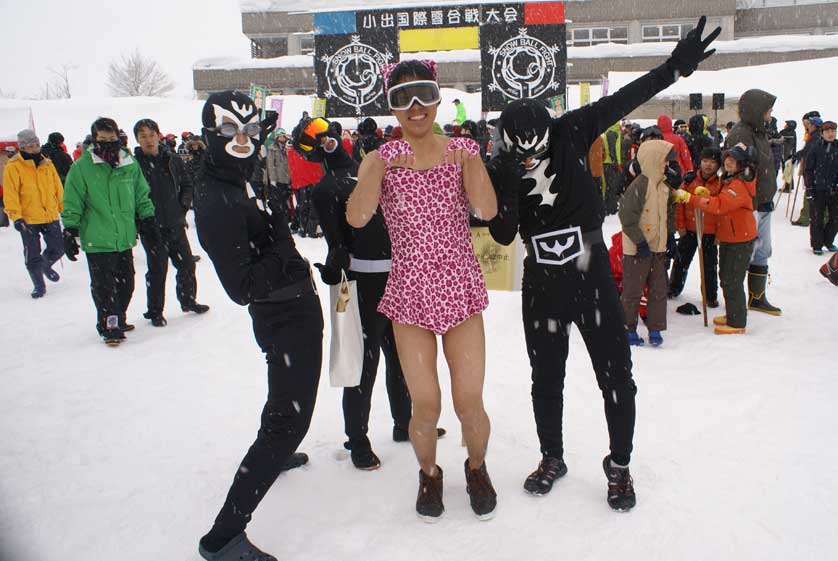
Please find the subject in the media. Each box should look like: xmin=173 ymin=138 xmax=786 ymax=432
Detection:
xmin=13 ymin=219 xmax=27 ymax=233
xmin=486 ymin=148 xmax=526 ymax=192
xmin=805 ymin=190 xmax=814 ymax=200
xmin=667 ymin=16 xmax=722 ymax=78
xmin=139 ymin=216 xmax=162 ymax=247
xmin=665 ymin=162 xmax=683 ymax=189
xmin=635 ymin=240 xmax=651 ymax=258
xmin=673 ymin=189 xmax=692 ymax=204
xmin=63 ymin=227 xmax=80 ymax=261
xmin=683 ymin=171 xmax=697 ymax=185
xmin=314 ymin=247 xmax=350 ymax=286
xmin=666 ymin=234 xmax=678 ymax=259
xmin=180 ymin=192 xmax=193 ymax=211
xmin=694 ymin=186 xmax=711 ymax=196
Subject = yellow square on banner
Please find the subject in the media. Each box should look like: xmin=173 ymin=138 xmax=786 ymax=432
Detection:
xmin=399 ymin=26 xmax=479 ymax=53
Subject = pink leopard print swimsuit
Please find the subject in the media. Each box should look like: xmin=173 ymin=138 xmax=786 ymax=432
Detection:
xmin=376 ymin=137 xmax=489 ymax=335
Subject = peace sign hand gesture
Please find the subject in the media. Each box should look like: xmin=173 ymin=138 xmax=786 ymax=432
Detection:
xmin=667 ymin=15 xmax=722 ymax=78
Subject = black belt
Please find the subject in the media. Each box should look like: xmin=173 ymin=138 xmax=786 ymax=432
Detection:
xmin=524 ymin=228 xmax=604 ymax=260
xmin=253 ymin=275 xmax=316 ymax=303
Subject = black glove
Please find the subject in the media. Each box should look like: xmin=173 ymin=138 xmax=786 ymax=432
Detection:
xmin=13 ymin=218 xmax=27 ymax=233
xmin=664 ymin=162 xmax=683 ymax=189
xmin=683 ymin=170 xmax=697 ymax=185
xmin=139 ymin=216 xmax=162 ymax=247
xmin=636 ymin=240 xmax=652 ymax=258
xmin=667 ymin=16 xmax=722 ymax=78
xmin=261 ymin=110 xmax=278 ymax=143
xmin=63 ymin=227 xmax=80 ymax=261
xmin=180 ymin=192 xmax=193 ymax=211
xmin=314 ymin=247 xmax=350 ymax=286
xmin=666 ymin=234 xmax=678 ymax=259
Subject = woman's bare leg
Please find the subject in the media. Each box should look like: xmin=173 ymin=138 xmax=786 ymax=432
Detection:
xmin=442 ymin=313 xmax=490 ymax=469
xmin=392 ymin=322 xmax=441 ymax=475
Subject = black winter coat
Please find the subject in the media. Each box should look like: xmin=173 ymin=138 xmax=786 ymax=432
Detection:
xmin=804 ymin=138 xmax=838 ymax=194
xmin=41 ymin=142 xmax=73 ymax=182
xmin=194 ymin=163 xmax=311 ymax=306
xmin=780 ymin=124 xmax=797 ymax=161
xmin=134 ymin=147 xmax=194 ymax=229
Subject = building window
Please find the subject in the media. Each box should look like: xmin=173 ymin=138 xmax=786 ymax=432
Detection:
xmin=251 ymin=40 xmax=263 ymax=59
xmin=570 ymin=26 xmax=628 ymax=46
xmin=299 ymin=33 xmax=315 ymax=55
xmin=642 ymin=23 xmax=694 ymax=43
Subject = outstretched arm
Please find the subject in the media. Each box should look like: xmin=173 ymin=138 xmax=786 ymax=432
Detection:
xmin=564 ymin=16 xmax=721 ymax=148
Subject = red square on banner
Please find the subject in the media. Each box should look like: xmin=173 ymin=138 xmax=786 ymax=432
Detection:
xmin=524 ymin=2 xmax=565 ymax=25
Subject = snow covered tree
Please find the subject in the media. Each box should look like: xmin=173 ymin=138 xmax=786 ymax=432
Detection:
xmin=106 ymin=50 xmax=175 ymax=97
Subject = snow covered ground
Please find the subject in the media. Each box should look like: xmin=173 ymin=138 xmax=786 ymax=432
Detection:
xmin=1 ymin=206 xmax=836 ymax=561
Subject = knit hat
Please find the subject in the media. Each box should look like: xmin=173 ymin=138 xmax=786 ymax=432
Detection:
xmin=810 ymin=117 xmax=823 ymax=128
xmin=48 ymin=132 xmax=64 ymax=144
xmin=17 ymin=129 xmax=40 ymax=148
xmin=821 ymin=121 xmax=836 ymax=131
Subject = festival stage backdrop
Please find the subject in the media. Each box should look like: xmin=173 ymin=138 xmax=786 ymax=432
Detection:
xmin=313 ymin=2 xmax=567 ymax=117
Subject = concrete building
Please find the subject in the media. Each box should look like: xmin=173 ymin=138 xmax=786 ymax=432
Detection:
xmin=193 ymin=0 xmax=838 ymax=97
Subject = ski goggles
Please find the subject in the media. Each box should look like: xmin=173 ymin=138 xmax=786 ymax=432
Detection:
xmin=387 ymin=80 xmax=441 ymax=111
xmin=211 ymin=122 xmax=262 ymax=139
xmin=297 ymin=118 xmax=331 ymax=152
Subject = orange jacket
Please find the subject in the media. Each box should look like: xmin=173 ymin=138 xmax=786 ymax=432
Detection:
xmin=676 ymin=173 xmax=722 ymax=235
xmin=690 ymin=174 xmax=757 ymax=243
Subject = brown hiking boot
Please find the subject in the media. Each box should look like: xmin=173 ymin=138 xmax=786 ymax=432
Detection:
xmin=416 ymin=466 xmax=444 ymax=522
xmin=465 ymin=460 xmax=497 ymax=520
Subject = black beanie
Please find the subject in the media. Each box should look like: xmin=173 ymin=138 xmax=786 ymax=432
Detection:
xmin=48 ymin=132 xmax=64 ymax=145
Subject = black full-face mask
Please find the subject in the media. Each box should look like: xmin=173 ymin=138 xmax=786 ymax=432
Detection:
xmin=499 ymin=99 xmax=552 ymax=164
xmin=201 ymin=91 xmax=275 ymax=172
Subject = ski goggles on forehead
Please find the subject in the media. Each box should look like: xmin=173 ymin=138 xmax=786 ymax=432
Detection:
xmin=387 ymin=80 xmax=441 ymax=111
xmin=297 ymin=118 xmax=331 ymax=152
xmin=212 ymin=121 xmax=261 ymax=139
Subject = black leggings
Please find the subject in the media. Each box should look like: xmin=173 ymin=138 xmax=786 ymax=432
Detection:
xmin=522 ymin=243 xmax=637 ymax=466
xmin=344 ymin=272 xmax=412 ymax=450
xmin=669 ymin=231 xmax=718 ymax=301
xmin=205 ymin=292 xmax=323 ymax=544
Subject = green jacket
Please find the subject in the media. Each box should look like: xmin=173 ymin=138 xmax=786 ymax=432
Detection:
xmin=455 ymin=102 xmax=467 ymax=126
xmin=603 ymin=122 xmax=623 ymax=166
xmin=61 ymin=148 xmax=155 ymax=253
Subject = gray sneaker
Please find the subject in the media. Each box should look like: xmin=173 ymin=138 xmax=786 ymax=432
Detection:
xmin=198 ymin=533 xmax=277 ymax=561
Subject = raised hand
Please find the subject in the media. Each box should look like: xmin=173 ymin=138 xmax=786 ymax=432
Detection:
xmin=444 ymin=149 xmax=477 ymax=167
xmin=668 ymin=15 xmax=722 ymax=78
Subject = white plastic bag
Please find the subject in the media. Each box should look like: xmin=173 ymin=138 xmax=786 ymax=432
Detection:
xmin=328 ymin=271 xmax=363 ymax=388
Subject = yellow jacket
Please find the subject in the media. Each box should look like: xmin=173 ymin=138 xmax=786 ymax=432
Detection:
xmin=2 ymin=154 xmax=64 ymax=224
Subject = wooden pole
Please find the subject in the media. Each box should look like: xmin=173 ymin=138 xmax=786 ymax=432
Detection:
xmin=695 ymin=208 xmax=709 ymax=328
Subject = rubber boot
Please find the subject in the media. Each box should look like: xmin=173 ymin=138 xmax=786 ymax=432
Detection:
xmin=747 ymin=265 xmax=782 ymax=316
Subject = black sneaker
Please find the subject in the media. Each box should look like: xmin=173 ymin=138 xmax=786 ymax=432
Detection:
xmin=602 ymin=455 xmax=636 ymax=512
xmin=707 ymin=299 xmax=720 ymax=309
xmin=144 ymin=311 xmax=167 ymax=327
xmin=31 ymin=287 xmax=46 ymax=299
xmin=182 ymin=302 xmax=210 ymax=314
xmin=393 ymin=426 xmax=447 ymax=442
xmin=102 ymin=329 xmax=126 ymax=347
xmin=43 ymin=265 xmax=60 ymax=282
xmin=351 ymin=448 xmax=381 ymax=471
xmin=465 ymin=460 xmax=497 ymax=520
xmin=524 ymin=456 xmax=567 ymax=496
xmin=198 ymin=532 xmax=277 ymax=561
xmin=119 ymin=322 xmax=135 ymax=332
xmin=280 ymin=452 xmax=309 ymax=472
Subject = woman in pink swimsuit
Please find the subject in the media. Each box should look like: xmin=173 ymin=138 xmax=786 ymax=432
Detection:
xmin=347 ymin=60 xmax=498 ymax=522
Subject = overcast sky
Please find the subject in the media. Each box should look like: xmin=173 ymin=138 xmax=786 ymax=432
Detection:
xmin=0 ymin=0 xmax=251 ymax=99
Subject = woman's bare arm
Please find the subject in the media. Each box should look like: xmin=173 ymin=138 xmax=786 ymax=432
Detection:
xmin=346 ymin=150 xmax=387 ymax=228
xmin=461 ymin=154 xmax=498 ymax=222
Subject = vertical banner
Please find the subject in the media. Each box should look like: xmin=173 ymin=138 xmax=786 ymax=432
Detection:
xmin=580 ymin=82 xmax=591 ymax=106
xmin=480 ymin=3 xmax=566 ymax=112
xmin=249 ymin=84 xmax=268 ymax=118
xmin=547 ymin=94 xmax=566 ymax=115
xmin=312 ymin=98 xmax=328 ymax=118
xmin=269 ymin=97 xmax=284 ymax=124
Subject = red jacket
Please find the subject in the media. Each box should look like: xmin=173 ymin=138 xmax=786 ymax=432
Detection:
xmin=72 ymin=146 xmax=83 ymax=161
xmin=657 ymin=115 xmax=694 ymax=173
xmin=691 ymin=174 xmax=757 ymax=243
xmin=676 ymin=173 xmax=722 ymax=235
xmin=286 ymin=145 xmax=324 ymax=190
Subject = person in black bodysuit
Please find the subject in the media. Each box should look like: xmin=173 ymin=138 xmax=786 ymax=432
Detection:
xmin=193 ymin=91 xmax=322 ymax=561
xmin=487 ymin=16 xmax=721 ymax=512
xmin=294 ymin=117 xmax=444 ymax=470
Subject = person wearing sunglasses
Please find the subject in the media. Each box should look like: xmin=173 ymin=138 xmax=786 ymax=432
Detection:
xmin=193 ymin=91 xmax=320 ymax=561
xmin=347 ymin=59 xmax=498 ymax=523
xmin=485 ymin=16 xmax=722 ymax=512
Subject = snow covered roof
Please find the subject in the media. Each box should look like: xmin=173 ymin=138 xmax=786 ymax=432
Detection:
xmin=194 ymin=34 xmax=838 ymax=70
xmin=240 ymin=0 xmax=579 ymax=13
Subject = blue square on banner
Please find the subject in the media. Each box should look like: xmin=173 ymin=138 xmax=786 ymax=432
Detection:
xmin=314 ymin=12 xmax=357 ymax=35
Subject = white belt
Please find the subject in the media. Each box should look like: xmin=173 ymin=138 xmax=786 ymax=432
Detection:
xmin=349 ymin=257 xmax=392 ymax=273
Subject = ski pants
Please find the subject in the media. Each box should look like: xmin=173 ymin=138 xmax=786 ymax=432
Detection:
xmin=209 ymin=291 xmax=323 ymax=541
xmin=344 ymin=271 xmax=412 ymax=451
xmin=294 ymin=185 xmax=319 ymax=237
xmin=809 ymin=191 xmax=838 ymax=250
xmin=669 ymin=231 xmax=718 ymax=301
xmin=621 ymin=252 xmax=668 ymax=332
xmin=719 ymin=240 xmax=755 ymax=329
xmin=602 ymin=164 xmax=624 ymax=215
xmin=140 ymin=226 xmax=197 ymax=314
xmin=20 ymin=220 xmax=63 ymax=289
xmin=86 ymin=249 xmax=134 ymax=333
xmin=522 ymin=241 xmax=637 ymax=466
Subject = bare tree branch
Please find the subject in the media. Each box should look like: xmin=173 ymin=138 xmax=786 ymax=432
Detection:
xmin=47 ymin=63 xmax=78 ymax=99
xmin=0 ymin=88 xmax=17 ymax=99
xmin=106 ymin=49 xmax=175 ymax=97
